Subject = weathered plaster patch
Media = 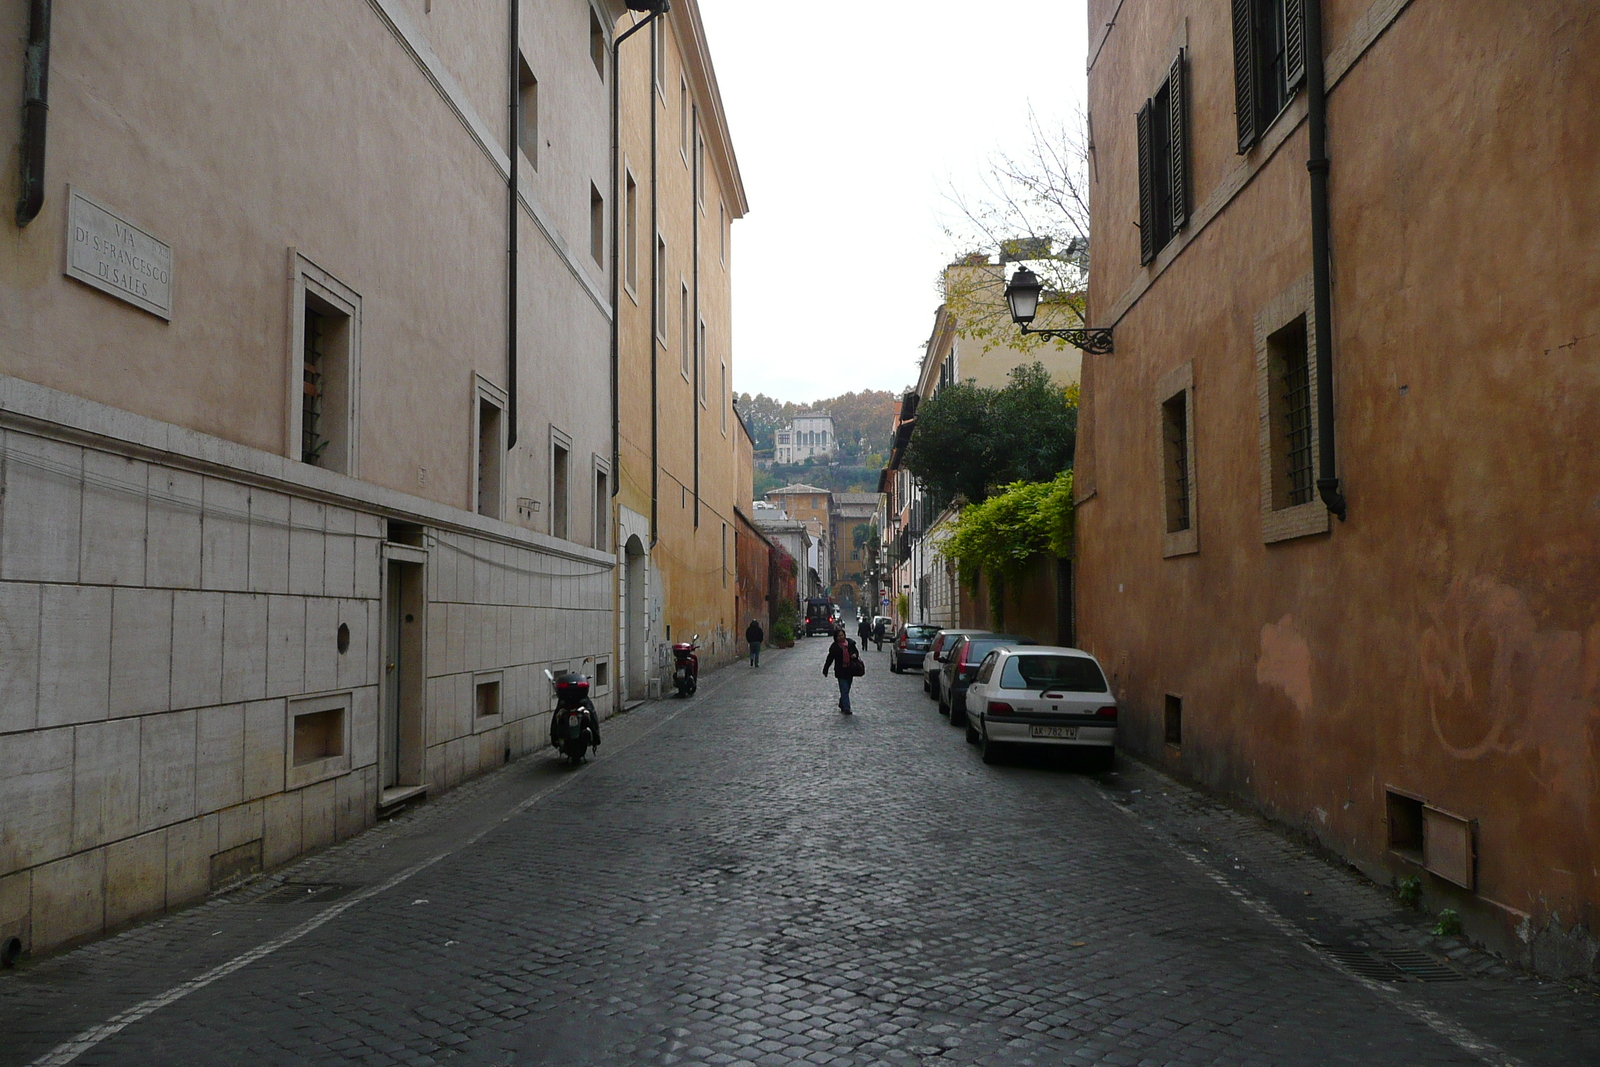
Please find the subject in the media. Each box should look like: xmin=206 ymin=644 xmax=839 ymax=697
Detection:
xmin=1257 ymin=615 xmax=1313 ymax=712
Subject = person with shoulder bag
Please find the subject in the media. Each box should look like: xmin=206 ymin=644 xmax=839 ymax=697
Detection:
xmin=823 ymin=628 xmax=864 ymax=714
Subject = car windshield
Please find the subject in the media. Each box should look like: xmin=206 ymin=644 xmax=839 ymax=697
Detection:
xmin=999 ymin=654 xmax=1108 ymax=693
xmin=961 ymin=639 xmax=1010 ymax=664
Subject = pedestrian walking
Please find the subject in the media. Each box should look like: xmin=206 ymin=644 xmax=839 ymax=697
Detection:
xmin=873 ymin=617 xmax=886 ymax=651
xmin=745 ymin=618 xmax=764 ymax=667
xmin=856 ymin=616 xmax=872 ymax=647
xmin=823 ymin=628 xmax=863 ymax=714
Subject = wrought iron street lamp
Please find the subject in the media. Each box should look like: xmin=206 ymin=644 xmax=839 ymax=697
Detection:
xmin=1003 ymin=266 xmax=1114 ymax=355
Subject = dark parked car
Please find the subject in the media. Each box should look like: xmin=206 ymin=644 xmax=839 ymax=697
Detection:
xmin=890 ymin=623 xmax=941 ymax=673
xmin=922 ymin=628 xmax=986 ymax=702
xmin=938 ymin=633 xmax=1037 ymax=727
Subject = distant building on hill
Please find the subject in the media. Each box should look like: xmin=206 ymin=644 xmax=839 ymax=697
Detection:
xmin=774 ymin=411 xmax=835 ymax=465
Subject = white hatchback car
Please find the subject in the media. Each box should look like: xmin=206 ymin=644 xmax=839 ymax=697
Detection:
xmin=961 ymin=646 xmax=1118 ymax=768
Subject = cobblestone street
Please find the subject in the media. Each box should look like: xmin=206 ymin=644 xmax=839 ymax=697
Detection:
xmin=3 ymin=644 xmax=1597 ymax=1067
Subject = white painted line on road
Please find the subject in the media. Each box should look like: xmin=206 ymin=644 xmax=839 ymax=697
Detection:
xmin=1101 ymin=793 xmax=1527 ymax=1067
xmin=28 ymin=699 xmax=698 ymax=1067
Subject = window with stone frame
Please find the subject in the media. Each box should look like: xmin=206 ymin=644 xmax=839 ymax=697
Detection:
xmin=1157 ymin=362 xmax=1198 ymax=557
xmin=1162 ymin=393 xmax=1191 ymax=532
xmin=518 ymin=56 xmax=538 ymax=168
xmin=291 ymin=253 xmax=360 ymax=475
xmin=1268 ymin=316 xmax=1314 ymax=509
xmin=624 ymin=170 xmax=638 ymax=293
xmin=589 ymin=6 xmax=606 ymax=80
xmin=1254 ymin=276 xmax=1329 ymax=543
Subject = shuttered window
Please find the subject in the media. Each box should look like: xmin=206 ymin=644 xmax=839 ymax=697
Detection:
xmin=1233 ymin=0 xmax=1305 ymax=153
xmin=1136 ymin=51 xmax=1188 ymax=265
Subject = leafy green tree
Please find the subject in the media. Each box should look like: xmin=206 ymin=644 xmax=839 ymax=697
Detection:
xmin=940 ymin=470 xmax=1076 ymax=625
xmin=901 ymin=381 xmax=992 ymax=509
xmin=988 ymin=363 xmax=1078 ymax=486
xmin=902 ymin=363 xmax=1076 ymax=510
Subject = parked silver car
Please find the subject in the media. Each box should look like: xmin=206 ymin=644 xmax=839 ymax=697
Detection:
xmin=961 ymin=645 xmax=1117 ymax=769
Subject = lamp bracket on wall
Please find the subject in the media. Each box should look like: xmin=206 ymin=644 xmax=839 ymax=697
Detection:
xmin=1018 ymin=324 xmax=1114 ymax=354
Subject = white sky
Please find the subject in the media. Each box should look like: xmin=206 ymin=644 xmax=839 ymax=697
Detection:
xmin=697 ymin=1 xmax=1090 ymax=406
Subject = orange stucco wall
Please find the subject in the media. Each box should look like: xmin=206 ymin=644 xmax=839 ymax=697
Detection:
xmin=1079 ymin=0 xmax=1600 ymax=973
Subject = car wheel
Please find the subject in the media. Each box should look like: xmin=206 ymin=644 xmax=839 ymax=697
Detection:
xmin=938 ymin=693 xmax=949 ymax=718
xmin=930 ymin=679 xmax=941 ymax=703
xmin=965 ymin=723 xmax=980 ymax=744
xmin=980 ymin=728 xmax=1004 ymax=765
xmin=949 ymin=699 xmax=967 ymax=729
xmin=1087 ymin=747 xmax=1116 ymax=772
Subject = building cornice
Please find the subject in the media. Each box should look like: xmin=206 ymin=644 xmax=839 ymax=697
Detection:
xmin=0 ymin=374 xmax=616 ymax=568
xmin=625 ymin=0 xmax=749 ymax=219
xmin=363 ymin=0 xmax=613 ymax=318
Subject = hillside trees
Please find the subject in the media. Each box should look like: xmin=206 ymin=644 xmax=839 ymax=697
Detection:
xmin=735 ymin=389 xmax=900 ymax=460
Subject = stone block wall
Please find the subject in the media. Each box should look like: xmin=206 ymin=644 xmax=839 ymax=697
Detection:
xmin=0 ymin=414 xmax=615 ymax=958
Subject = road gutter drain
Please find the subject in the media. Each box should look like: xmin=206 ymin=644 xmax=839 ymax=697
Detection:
xmin=1314 ymin=943 xmax=1463 ymax=982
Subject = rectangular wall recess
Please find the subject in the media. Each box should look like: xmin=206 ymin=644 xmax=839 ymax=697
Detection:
xmin=285 ymin=692 xmax=354 ymax=788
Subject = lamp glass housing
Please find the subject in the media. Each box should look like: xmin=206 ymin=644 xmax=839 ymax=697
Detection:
xmin=1005 ymin=267 xmax=1042 ymax=325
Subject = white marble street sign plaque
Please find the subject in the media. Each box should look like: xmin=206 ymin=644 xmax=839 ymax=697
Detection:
xmin=65 ymin=187 xmax=174 ymax=320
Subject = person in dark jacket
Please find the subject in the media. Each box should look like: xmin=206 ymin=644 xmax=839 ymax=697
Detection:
xmin=823 ymin=629 xmax=860 ymax=714
xmin=872 ymin=617 xmax=887 ymax=650
xmin=856 ymin=617 xmax=872 ymax=647
xmin=745 ymin=619 xmax=764 ymax=667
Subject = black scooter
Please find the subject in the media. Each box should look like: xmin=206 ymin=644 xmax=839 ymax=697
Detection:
xmin=545 ymin=668 xmax=600 ymax=764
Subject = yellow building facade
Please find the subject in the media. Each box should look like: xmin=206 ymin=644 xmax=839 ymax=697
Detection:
xmin=611 ymin=1 xmax=749 ymax=699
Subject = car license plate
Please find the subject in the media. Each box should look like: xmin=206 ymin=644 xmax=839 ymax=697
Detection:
xmin=1030 ymin=725 xmax=1077 ymax=739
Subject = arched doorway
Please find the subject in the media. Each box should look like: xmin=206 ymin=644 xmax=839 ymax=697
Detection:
xmin=624 ymin=535 xmax=648 ymax=700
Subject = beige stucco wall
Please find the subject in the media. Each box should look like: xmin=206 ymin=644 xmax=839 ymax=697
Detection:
xmin=0 ymin=0 xmax=625 ymax=957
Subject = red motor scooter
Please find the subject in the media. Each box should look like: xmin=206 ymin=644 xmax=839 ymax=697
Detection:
xmin=671 ymin=634 xmax=700 ymax=697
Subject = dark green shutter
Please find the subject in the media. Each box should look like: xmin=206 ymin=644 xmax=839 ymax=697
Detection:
xmin=1169 ymin=52 xmax=1188 ymax=233
xmin=1232 ymin=0 xmax=1257 ymax=153
xmin=1137 ymin=101 xmax=1155 ymax=265
xmin=1285 ymin=0 xmax=1306 ymax=90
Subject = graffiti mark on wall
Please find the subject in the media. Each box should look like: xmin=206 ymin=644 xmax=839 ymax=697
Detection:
xmin=1417 ymin=575 xmax=1598 ymax=798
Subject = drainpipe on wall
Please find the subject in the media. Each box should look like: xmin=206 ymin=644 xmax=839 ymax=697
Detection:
xmin=15 ymin=0 xmax=51 ymax=228
xmin=505 ymin=0 xmax=520 ymax=448
xmin=1305 ymin=0 xmax=1346 ymax=520
xmin=611 ymin=5 xmax=667 ymax=510
xmin=691 ymin=116 xmax=700 ymax=529
xmin=648 ymin=13 xmax=660 ymax=546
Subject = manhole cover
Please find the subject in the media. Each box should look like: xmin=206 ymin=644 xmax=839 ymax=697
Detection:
xmin=255 ymin=883 xmax=359 ymax=905
xmin=1379 ymin=948 xmax=1464 ymax=982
